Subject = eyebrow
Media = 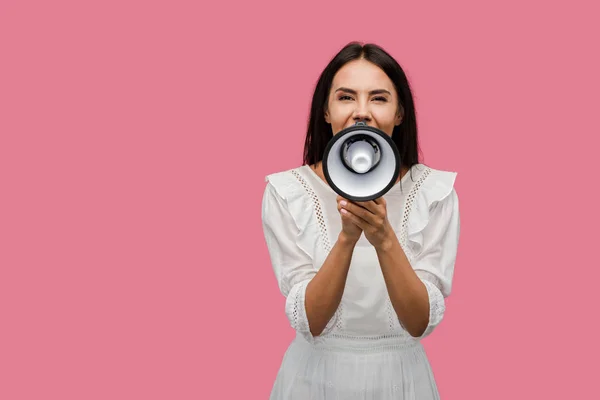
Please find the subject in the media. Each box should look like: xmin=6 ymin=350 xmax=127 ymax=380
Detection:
xmin=335 ymin=87 xmax=392 ymax=96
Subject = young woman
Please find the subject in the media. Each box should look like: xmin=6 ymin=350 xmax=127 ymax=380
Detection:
xmin=261 ymin=41 xmax=460 ymax=399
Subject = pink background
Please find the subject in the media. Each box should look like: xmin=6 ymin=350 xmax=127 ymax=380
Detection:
xmin=1 ymin=0 xmax=599 ymax=398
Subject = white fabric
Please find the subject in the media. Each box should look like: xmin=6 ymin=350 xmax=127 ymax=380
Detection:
xmin=261 ymin=163 xmax=460 ymax=399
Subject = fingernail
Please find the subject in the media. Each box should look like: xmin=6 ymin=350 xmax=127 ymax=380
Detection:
xmin=340 ymin=200 xmax=347 ymax=206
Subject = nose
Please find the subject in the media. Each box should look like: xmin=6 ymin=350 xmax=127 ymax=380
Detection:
xmin=352 ymin=102 xmax=371 ymax=123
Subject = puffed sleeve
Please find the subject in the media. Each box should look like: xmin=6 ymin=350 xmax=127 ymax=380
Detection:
xmin=261 ymin=180 xmax=337 ymax=342
xmin=411 ymin=188 xmax=460 ymax=339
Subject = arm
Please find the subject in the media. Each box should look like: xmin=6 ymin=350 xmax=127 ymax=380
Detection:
xmin=262 ymin=182 xmax=357 ymax=339
xmin=375 ymin=232 xmax=431 ymax=337
xmin=339 ymin=190 xmax=460 ymax=338
xmin=304 ymin=232 xmax=356 ymax=336
xmin=378 ymin=190 xmax=460 ymax=337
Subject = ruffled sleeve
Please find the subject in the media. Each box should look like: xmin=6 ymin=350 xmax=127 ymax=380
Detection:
xmin=261 ymin=172 xmax=338 ymax=342
xmin=407 ymin=169 xmax=460 ymax=339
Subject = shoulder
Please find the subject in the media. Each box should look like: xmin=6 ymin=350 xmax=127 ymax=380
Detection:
xmin=262 ymin=165 xmax=316 ymax=233
xmin=415 ymin=164 xmax=458 ymax=206
xmin=264 ymin=166 xmax=297 ymax=189
xmin=263 ymin=165 xmax=307 ymax=201
xmin=405 ymin=164 xmax=459 ymax=230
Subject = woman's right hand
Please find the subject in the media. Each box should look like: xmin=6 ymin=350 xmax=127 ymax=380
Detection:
xmin=337 ymin=196 xmax=362 ymax=244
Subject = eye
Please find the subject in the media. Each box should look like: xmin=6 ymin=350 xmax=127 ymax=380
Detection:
xmin=373 ymin=96 xmax=388 ymax=102
xmin=338 ymin=95 xmax=353 ymax=101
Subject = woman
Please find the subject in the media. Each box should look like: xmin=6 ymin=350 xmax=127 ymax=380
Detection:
xmin=261 ymin=41 xmax=460 ymax=399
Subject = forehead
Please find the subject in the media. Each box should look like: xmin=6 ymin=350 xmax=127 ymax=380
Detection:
xmin=332 ymin=59 xmax=394 ymax=91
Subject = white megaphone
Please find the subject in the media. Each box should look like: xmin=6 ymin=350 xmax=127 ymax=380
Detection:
xmin=322 ymin=122 xmax=401 ymax=201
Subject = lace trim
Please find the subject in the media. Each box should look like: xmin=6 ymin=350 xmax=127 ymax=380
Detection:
xmin=386 ymin=166 xmax=432 ymax=332
xmin=290 ymin=280 xmax=310 ymax=333
xmin=291 ymin=169 xmax=331 ymax=252
xmin=387 ymin=295 xmax=396 ymax=331
xmin=421 ymin=279 xmax=445 ymax=337
xmin=325 ymin=332 xmax=412 ymax=340
xmin=307 ymin=332 xmax=419 ymax=354
xmin=399 ymin=166 xmax=432 ymax=249
xmin=335 ymin=302 xmax=344 ymax=330
xmin=291 ymin=168 xmax=342 ymax=331
xmin=416 ymin=269 xmax=443 ymax=293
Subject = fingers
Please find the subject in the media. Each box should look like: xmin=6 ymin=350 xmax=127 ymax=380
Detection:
xmin=340 ymin=207 xmax=368 ymax=230
xmin=337 ymin=198 xmax=367 ymax=229
xmin=355 ymin=200 xmax=380 ymax=214
xmin=357 ymin=196 xmax=387 ymax=210
xmin=339 ymin=199 xmax=384 ymax=228
xmin=373 ymin=196 xmax=386 ymax=206
xmin=347 ymin=199 xmax=386 ymax=219
xmin=337 ymin=195 xmax=386 ymax=209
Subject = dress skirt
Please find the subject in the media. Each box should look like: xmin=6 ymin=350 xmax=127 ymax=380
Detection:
xmin=269 ymin=332 xmax=440 ymax=400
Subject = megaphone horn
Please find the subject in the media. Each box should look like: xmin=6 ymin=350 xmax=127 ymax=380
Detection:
xmin=322 ymin=122 xmax=401 ymax=202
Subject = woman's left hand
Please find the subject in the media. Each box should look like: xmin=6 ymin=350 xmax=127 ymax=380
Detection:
xmin=338 ymin=196 xmax=395 ymax=250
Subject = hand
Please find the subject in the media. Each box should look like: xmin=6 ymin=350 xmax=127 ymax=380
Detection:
xmin=337 ymin=195 xmax=362 ymax=243
xmin=338 ymin=196 xmax=394 ymax=250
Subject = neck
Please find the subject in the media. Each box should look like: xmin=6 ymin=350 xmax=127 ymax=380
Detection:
xmin=397 ymin=166 xmax=409 ymax=183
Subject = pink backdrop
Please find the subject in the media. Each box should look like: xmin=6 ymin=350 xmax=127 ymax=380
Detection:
xmin=1 ymin=0 xmax=598 ymax=398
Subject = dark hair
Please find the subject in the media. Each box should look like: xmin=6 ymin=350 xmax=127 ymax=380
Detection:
xmin=302 ymin=42 xmax=421 ymax=170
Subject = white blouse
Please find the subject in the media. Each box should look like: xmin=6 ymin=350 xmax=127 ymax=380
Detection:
xmin=261 ymin=163 xmax=460 ymax=399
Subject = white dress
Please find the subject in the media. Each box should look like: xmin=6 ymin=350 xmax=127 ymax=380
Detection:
xmin=261 ymin=163 xmax=460 ymax=399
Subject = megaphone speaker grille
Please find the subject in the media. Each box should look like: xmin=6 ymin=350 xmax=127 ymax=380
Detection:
xmin=341 ymin=134 xmax=381 ymax=174
xmin=322 ymin=124 xmax=401 ymax=202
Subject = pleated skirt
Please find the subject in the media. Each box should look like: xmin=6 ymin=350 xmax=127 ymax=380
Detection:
xmin=270 ymin=332 xmax=440 ymax=400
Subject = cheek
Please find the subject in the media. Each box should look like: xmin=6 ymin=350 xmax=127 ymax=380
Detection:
xmin=373 ymin=110 xmax=396 ymax=124
xmin=373 ymin=112 xmax=399 ymax=134
xmin=329 ymin=106 xmax=353 ymax=122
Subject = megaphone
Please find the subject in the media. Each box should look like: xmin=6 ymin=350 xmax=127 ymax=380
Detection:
xmin=322 ymin=122 xmax=401 ymax=202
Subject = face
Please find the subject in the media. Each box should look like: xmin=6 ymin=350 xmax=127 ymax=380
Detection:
xmin=324 ymin=59 xmax=403 ymax=136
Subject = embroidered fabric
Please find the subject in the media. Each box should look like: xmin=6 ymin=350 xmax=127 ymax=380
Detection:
xmin=261 ymin=163 xmax=460 ymax=399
